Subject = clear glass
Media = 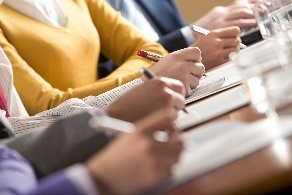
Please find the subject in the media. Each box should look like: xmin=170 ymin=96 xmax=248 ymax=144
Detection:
xmin=269 ymin=4 xmax=292 ymax=37
xmin=252 ymin=0 xmax=292 ymax=39
xmin=234 ymin=36 xmax=292 ymax=118
xmin=263 ymin=33 xmax=292 ymax=116
xmin=263 ymin=65 xmax=292 ymax=114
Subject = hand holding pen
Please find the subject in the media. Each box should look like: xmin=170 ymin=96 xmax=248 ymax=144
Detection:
xmin=136 ymin=47 xmax=205 ymax=96
xmin=105 ymin=71 xmax=187 ymax=121
xmin=190 ymin=25 xmax=244 ymax=69
xmin=192 ymin=25 xmax=247 ymax=49
xmin=141 ymin=67 xmax=188 ymax=114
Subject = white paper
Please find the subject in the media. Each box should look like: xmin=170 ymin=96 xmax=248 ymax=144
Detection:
xmin=146 ymin=116 xmax=292 ymax=194
xmin=186 ymin=62 xmax=242 ymax=104
xmin=176 ymin=85 xmax=250 ymax=130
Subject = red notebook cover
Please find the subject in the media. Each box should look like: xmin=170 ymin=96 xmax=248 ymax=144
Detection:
xmin=0 ymin=87 xmax=10 ymax=117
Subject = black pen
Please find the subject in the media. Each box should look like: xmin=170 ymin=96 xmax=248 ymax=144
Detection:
xmin=140 ymin=67 xmax=189 ymax=114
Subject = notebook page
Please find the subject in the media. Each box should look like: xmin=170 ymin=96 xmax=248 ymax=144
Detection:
xmin=177 ymin=85 xmax=250 ymax=130
xmin=186 ymin=62 xmax=241 ymax=104
xmin=146 ymin=116 xmax=292 ymax=194
xmin=181 ymin=120 xmax=245 ymax=152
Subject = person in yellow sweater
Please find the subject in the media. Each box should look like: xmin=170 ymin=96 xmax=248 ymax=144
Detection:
xmin=0 ymin=0 xmax=205 ymax=115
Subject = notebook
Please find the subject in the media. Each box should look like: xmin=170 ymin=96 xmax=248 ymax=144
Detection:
xmin=177 ymin=85 xmax=250 ymax=130
xmin=186 ymin=62 xmax=242 ymax=104
xmin=145 ymin=116 xmax=292 ymax=194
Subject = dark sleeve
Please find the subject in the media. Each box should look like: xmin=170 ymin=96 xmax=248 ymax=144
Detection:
xmin=3 ymin=111 xmax=112 ymax=178
xmin=157 ymin=29 xmax=189 ymax=53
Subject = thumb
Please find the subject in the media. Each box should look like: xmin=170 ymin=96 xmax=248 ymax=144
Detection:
xmin=134 ymin=108 xmax=178 ymax=136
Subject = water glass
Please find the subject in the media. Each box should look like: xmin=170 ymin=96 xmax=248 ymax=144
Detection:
xmin=269 ymin=4 xmax=292 ymax=33
xmin=234 ymin=36 xmax=292 ymax=117
xmin=252 ymin=0 xmax=292 ymax=39
xmin=263 ymin=65 xmax=292 ymax=114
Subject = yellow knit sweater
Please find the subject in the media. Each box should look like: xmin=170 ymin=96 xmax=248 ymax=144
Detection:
xmin=0 ymin=0 xmax=167 ymax=115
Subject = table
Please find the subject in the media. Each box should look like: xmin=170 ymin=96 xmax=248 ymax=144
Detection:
xmin=165 ymin=93 xmax=292 ymax=194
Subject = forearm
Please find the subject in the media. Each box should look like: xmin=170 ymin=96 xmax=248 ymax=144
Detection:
xmin=36 ymin=78 xmax=143 ymax=117
xmin=4 ymin=111 xmax=112 ymax=178
xmin=6 ymin=79 xmax=142 ymax=135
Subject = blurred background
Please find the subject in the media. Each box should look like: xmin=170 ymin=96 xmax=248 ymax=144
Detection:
xmin=177 ymin=0 xmax=233 ymax=22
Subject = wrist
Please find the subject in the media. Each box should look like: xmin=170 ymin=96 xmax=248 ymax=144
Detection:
xmin=85 ymin=163 xmax=117 ymax=195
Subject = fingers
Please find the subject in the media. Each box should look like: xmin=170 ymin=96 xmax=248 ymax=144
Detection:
xmin=179 ymin=75 xmax=198 ymax=96
xmin=229 ymin=18 xmax=257 ymax=29
xmin=227 ymin=4 xmax=255 ymax=19
xmin=150 ymin=47 xmax=204 ymax=96
xmin=225 ymin=8 xmax=257 ymax=29
xmin=180 ymin=62 xmax=204 ymax=94
xmin=190 ymin=62 xmax=205 ymax=79
xmin=147 ymin=77 xmax=186 ymax=110
xmin=155 ymin=140 xmax=183 ymax=165
xmin=222 ymin=47 xmax=239 ymax=59
xmin=248 ymin=0 xmax=259 ymax=3
xmin=163 ymin=87 xmax=186 ymax=111
xmin=148 ymin=138 xmax=183 ymax=181
xmin=158 ymin=77 xmax=186 ymax=97
xmin=221 ymin=38 xmax=242 ymax=49
xmin=169 ymin=47 xmax=202 ymax=62
xmin=213 ymin=26 xmax=240 ymax=38
xmin=135 ymin=108 xmax=179 ymax=136
xmin=184 ymin=61 xmax=205 ymax=87
xmin=226 ymin=8 xmax=255 ymax=20
xmin=225 ymin=4 xmax=257 ymax=28
xmin=209 ymin=28 xmax=242 ymax=49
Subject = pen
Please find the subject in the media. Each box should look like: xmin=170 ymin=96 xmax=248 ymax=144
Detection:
xmin=140 ymin=67 xmax=189 ymax=114
xmin=89 ymin=115 xmax=169 ymax=142
xmin=137 ymin=50 xmax=162 ymax=62
xmin=192 ymin=25 xmax=247 ymax=49
xmin=89 ymin=115 xmax=135 ymax=134
xmin=137 ymin=50 xmax=206 ymax=76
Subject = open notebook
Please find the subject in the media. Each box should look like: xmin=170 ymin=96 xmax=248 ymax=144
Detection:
xmin=176 ymin=85 xmax=250 ymax=130
xmin=145 ymin=116 xmax=292 ymax=194
xmin=186 ymin=62 xmax=241 ymax=104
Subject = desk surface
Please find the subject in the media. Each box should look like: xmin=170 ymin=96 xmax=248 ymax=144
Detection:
xmin=166 ymin=91 xmax=292 ymax=194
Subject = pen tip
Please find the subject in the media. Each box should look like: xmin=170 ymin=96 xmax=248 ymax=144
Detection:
xmin=183 ymin=108 xmax=189 ymax=114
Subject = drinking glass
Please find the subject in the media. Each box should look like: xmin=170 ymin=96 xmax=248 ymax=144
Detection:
xmin=269 ymin=4 xmax=292 ymax=35
xmin=234 ymin=36 xmax=292 ymax=118
xmin=269 ymin=4 xmax=292 ymax=67
xmin=252 ymin=0 xmax=292 ymax=39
